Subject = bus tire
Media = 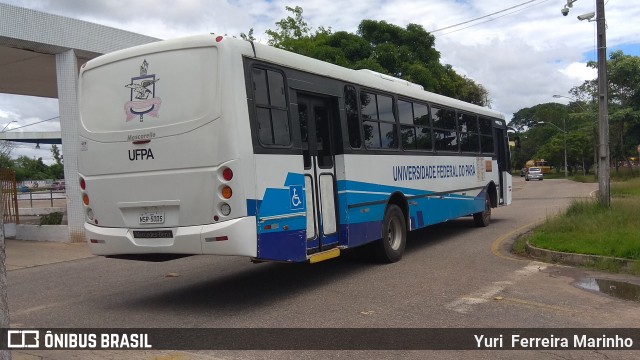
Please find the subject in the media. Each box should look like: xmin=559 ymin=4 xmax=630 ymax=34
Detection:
xmin=473 ymin=194 xmax=491 ymax=227
xmin=374 ymin=204 xmax=406 ymax=263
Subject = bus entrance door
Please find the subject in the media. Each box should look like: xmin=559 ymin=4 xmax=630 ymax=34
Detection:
xmin=297 ymin=94 xmax=339 ymax=255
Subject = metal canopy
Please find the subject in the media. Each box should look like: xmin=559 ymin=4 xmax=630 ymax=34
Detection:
xmin=0 ymin=3 xmax=159 ymax=99
xmin=0 ymin=3 xmax=160 ymax=240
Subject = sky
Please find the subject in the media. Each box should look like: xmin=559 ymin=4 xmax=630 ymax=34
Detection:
xmin=1 ymin=0 xmax=639 ymax=163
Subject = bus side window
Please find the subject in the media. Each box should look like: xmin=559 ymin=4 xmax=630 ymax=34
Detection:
xmin=252 ymin=67 xmax=290 ymax=146
xmin=344 ymin=86 xmax=362 ymax=149
xmin=458 ymin=112 xmax=480 ymax=153
xmin=432 ymin=106 xmax=458 ymax=152
xmin=361 ymin=91 xmax=397 ymax=149
xmin=399 ymin=100 xmax=432 ymax=151
xmin=479 ymin=117 xmax=495 ymax=154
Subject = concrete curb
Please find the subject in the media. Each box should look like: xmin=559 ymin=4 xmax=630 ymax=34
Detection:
xmin=15 ymin=224 xmax=69 ymax=242
xmin=525 ymin=240 xmax=639 ymax=272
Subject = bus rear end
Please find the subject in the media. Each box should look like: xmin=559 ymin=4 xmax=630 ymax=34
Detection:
xmin=78 ymin=35 xmax=257 ymax=260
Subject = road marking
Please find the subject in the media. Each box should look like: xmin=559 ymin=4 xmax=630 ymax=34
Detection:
xmin=490 ymin=220 xmax=542 ymax=261
xmin=446 ymin=226 xmax=547 ymax=314
xmin=445 ymin=262 xmax=547 ymax=314
xmin=445 ymin=281 xmax=512 ymax=314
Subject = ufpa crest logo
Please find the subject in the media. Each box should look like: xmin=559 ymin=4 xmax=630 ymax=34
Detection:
xmin=124 ymin=59 xmax=162 ymax=122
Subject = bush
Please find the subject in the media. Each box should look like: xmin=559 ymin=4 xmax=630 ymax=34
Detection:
xmin=39 ymin=212 xmax=63 ymax=225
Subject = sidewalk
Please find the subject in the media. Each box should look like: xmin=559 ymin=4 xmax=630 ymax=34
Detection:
xmin=4 ymin=238 xmax=94 ymax=271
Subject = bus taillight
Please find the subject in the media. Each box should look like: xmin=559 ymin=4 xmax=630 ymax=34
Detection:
xmin=220 ymin=203 xmax=231 ymax=216
xmin=216 ymin=167 xmax=233 ymax=218
xmin=221 ymin=186 xmax=232 ymax=199
xmin=80 ymin=177 xmax=86 ymax=190
xmin=222 ymin=168 xmax=233 ymax=181
xmin=82 ymin=193 xmax=90 ymax=206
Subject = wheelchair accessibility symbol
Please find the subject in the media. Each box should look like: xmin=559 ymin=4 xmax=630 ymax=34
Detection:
xmin=289 ymin=185 xmax=304 ymax=210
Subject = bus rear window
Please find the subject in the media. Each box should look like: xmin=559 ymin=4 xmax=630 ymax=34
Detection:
xmin=80 ymin=47 xmax=219 ymax=133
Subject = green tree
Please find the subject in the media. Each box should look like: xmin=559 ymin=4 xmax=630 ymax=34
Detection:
xmin=567 ymin=126 xmax=595 ymax=174
xmin=265 ymin=6 xmax=489 ymax=106
xmin=266 ymin=6 xmax=311 ymax=50
xmin=49 ymin=144 xmax=64 ymax=179
xmin=0 ymin=153 xmax=14 ymax=170
xmin=509 ymin=102 xmax=596 ymax=173
xmin=510 ymin=103 xmax=568 ymax=132
xmin=14 ymin=156 xmax=49 ymax=181
xmin=48 ymin=163 xmax=64 ymax=180
xmin=0 ymin=141 xmax=13 ymax=159
xmin=240 ymin=28 xmax=255 ymax=41
xmin=535 ymin=134 xmax=564 ymax=170
xmin=570 ymin=51 xmax=640 ymax=172
xmin=50 ymin=144 xmax=63 ymax=165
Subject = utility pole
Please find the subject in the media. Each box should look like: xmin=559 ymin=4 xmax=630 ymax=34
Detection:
xmin=563 ymin=117 xmax=568 ymax=177
xmin=563 ymin=0 xmax=610 ymax=205
xmin=595 ymin=0 xmax=610 ymax=207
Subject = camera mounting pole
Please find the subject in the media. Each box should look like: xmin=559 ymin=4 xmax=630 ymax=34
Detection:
xmin=560 ymin=0 xmax=609 ymax=206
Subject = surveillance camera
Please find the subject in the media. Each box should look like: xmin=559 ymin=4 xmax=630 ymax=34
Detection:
xmin=561 ymin=7 xmax=569 ymax=16
xmin=577 ymin=12 xmax=595 ymax=21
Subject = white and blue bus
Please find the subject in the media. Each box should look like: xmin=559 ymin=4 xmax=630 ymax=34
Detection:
xmin=78 ymin=34 xmax=512 ymax=263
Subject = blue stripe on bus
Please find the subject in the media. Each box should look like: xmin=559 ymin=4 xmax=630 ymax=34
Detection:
xmin=253 ymin=172 xmax=306 ymax=219
xmin=284 ymin=172 xmax=305 ymax=187
xmin=339 ymin=221 xmax=383 ymax=248
xmin=250 ymin=173 xmax=489 ymax=261
xmin=257 ymin=229 xmax=306 ymax=262
xmin=336 ymin=179 xmax=431 ymax=198
xmin=246 ymin=199 xmax=260 ymax=216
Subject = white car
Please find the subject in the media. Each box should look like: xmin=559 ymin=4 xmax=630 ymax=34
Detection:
xmin=525 ymin=167 xmax=543 ymax=181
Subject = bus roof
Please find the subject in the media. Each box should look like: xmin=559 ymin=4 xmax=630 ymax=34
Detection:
xmin=83 ymin=34 xmax=505 ymax=123
xmin=248 ymin=37 xmax=504 ymax=122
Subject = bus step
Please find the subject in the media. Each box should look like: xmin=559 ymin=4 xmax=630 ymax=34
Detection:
xmin=308 ymin=248 xmax=340 ymax=264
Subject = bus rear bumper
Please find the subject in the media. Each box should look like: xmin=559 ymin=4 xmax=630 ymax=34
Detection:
xmin=85 ymin=216 xmax=258 ymax=258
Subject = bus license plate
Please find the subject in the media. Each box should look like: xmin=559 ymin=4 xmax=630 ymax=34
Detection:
xmin=139 ymin=212 xmax=165 ymax=224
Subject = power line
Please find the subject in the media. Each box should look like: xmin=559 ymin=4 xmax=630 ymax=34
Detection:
xmin=429 ymin=0 xmax=544 ymax=34
xmin=437 ymin=0 xmax=552 ymax=37
xmin=5 ymin=116 xmax=59 ymax=131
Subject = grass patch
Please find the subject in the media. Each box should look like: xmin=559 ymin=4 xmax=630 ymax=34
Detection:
xmin=523 ymin=177 xmax=640 ymax=275
xmin=533 ymin=167 xmax=639 ymax=183
xmin=610 ymin=167 xmax=639 ymax=181
xmin=511 ymin=233 xmax=529 ymax=256
xmin=528 ymin=198 xmax=640 ymax=260
xmin=569 ymin=174 xmax=597 ymax=183
xmin=611 ymin=177 xmax=640 ymax=197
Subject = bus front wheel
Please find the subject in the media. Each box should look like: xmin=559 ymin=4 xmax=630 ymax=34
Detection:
xmin=473 ymin=194 xmax=491 ymax=227
xmin=374 ymin=204 xmax=407 ymax=263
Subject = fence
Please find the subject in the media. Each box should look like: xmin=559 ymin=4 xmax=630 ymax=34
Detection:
xmin=18 ymin=188 xmax=67 ymax=207
xmin=0 ymin=169 xmax=19 ymax=224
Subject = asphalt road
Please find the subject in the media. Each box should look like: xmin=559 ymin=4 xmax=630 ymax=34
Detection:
xmin=7 ymin=176 xmax=640 ymax=359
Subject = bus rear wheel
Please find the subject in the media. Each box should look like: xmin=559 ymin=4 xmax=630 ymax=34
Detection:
xmin=473 ymin=194 xmax=491 ymax=227
xmin=374 ymin=204 xmax=406 ymax=263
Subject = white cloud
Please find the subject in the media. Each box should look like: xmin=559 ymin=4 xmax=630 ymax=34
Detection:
xmin=560 ymin=62 xmax=597 ymax=81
